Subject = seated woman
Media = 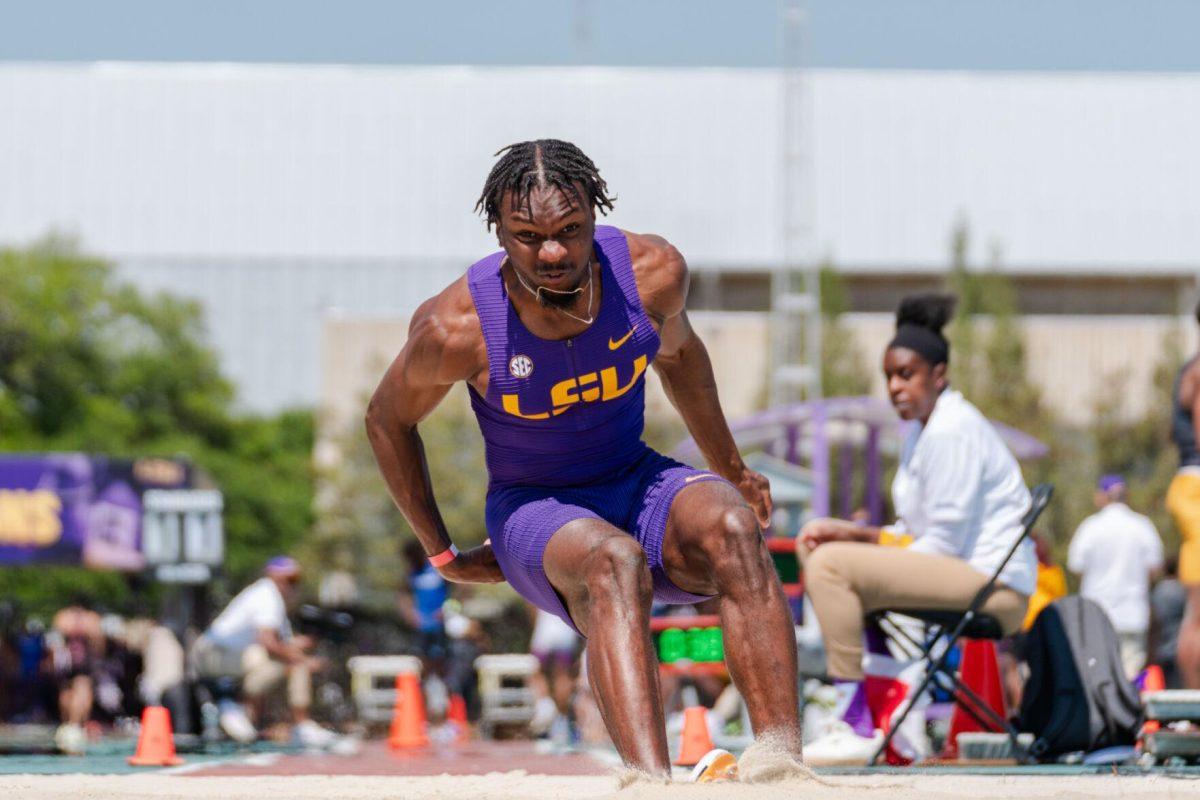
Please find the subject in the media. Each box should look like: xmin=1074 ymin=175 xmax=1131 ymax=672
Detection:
xmin=797 ymin=293 xmax=1036 ymax=762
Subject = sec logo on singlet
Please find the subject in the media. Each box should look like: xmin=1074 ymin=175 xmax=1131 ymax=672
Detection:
xmin=509 ymin=355 xmax=534 ymax=378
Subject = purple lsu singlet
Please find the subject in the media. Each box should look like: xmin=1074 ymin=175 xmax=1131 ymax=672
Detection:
xmin=465 ymin=225 xmax=725 ymax=632
xmin=466 ymin=225 xmax=658 ymax=488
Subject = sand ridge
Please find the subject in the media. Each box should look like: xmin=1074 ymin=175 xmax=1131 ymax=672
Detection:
xmin=5 ymin=773 xmax=1197 ymax=800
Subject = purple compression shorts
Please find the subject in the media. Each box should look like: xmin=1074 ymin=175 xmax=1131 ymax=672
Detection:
xmin=485 ymin=448 xmax=729 ymax=635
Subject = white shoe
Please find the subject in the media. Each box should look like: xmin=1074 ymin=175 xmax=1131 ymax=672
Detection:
xmin=803 ymin=720 xmax=884 ymax=766
xmin=293 ymin=719 xmax=339 ymax=749
xmin=55 ymin=723 xmax=87 ymax=755
xmin=217 ymin=701 xmax=257 ymax=744
xmin=328 ymin=735 xmax=362 ymax=756
xmin=531 ymin=696 xmax=557 ymax=736
xmin=690 ymin=748 xmax=739 ymax=782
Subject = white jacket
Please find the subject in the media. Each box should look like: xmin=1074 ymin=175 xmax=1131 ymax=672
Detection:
xmin=891 ymin=390 xmax=1037 ymax=596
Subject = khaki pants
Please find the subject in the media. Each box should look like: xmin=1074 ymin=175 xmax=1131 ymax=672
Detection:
xmin=193 ymin=637 xmax=311 ymax=709
xmin=800 ymin=542 xmax=1028 ymax=680
xmin=140 ymin=625 xmax=185 ymax=705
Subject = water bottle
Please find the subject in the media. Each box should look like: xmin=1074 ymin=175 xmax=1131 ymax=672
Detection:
xmin=686 ymin=627 xmax=707 ymax=662
xmin=705 ymin=627 xmax=724 ymax=662
xmin=659 ymin=628 xmax=686 ymax=663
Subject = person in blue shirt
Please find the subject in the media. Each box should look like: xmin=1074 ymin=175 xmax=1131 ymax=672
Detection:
xmin=401 ymin=539 xmax=449 ymax=662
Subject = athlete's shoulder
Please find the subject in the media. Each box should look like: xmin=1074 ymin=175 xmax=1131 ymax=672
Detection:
xmin=621 ymin=229 xmax=688 ymax=320
xmin=406 ymin=275 xmax=486 ymax=384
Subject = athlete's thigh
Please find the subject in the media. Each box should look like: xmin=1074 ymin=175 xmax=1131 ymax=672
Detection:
xmin=543 ymin=517 xmax=638 ymax=637
xmin=659 ymin=477 xmax=751 ymax=595
xmin=486 ymin=489 xmax=608 ymax=635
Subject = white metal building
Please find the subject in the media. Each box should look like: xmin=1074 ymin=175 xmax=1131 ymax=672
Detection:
xmin=2 ymin=63 xmax=1197 ymax=414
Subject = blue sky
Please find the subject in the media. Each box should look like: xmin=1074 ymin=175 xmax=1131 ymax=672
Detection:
xmin=2 ymin=0 xmax=1197 ymax=71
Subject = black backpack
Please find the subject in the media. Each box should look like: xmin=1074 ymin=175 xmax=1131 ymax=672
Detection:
xmin=1016 ymin=595 xmax=1142 ymax=759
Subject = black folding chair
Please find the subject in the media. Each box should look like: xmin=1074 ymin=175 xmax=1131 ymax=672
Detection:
xmin=866 ymin=483 xmax=1054 ymax=766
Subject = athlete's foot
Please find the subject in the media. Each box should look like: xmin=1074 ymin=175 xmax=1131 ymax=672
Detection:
xmin=689 ymin=748 xmax=739 ymax=783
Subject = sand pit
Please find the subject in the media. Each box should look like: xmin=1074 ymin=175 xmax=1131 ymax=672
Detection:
xmin=7 ymin=772 xmax=1199 ymax=800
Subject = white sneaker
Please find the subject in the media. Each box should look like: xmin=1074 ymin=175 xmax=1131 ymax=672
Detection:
xmin=328 ymin=734 xmax=362 ymax=756
xmin=293 ymin=719 xmax=339 ymax=749
xmin=55 ymin=723 xmax=87 ymax=755
xmin=217 ymin=701 xmax=258 ymax=744
xmin=803 ymin=719 xmax=884 ymax=766
xmin=531 ymin=696 xmax=558 ymax=736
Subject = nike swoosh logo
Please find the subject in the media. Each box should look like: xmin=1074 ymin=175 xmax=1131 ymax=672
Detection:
xmin=608 ymin=325 xmax=637 ymax=350
xmin=684 ymin=473 xmax=714 ymax=483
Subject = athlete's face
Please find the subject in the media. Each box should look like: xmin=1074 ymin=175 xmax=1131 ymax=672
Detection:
xmin=497 ymin=184 xmax=595 ymax=308
xmin=883 ymin=346 xmax=947 ymax=424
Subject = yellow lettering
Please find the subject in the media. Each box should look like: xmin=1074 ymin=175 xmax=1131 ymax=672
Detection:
xmin=601 ymin=355 xmax=647 ymax=400
xmin=550 ymin=372 xmax=600 ymax=408
xmin=32 ymin=491 xmax=62 ymax=545
xmin=550 ymin=377 xmax=580 ymax=408
xmin=0 ymin=492 xmax=19 ymax=540
xmin=502 ymin=393 xmax=550 ymax=420
xmin=578 ymin=372 xmax=600 ymax=403
xmin=0 ymin=490 xmax=62 ymax=547
xmin=502 ymin=357 xmax=648 ymax=420
xmin=134 ymin=458 xmax=184 ymax=485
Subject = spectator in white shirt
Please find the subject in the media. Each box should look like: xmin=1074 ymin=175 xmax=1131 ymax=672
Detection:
xmin=796 ymin=294 xmax=1036 ymax=764
xmin=193 ymin=556 xmax=337 ymax=748
xmin=1068 ymin=475 xmax=1164 ymax=678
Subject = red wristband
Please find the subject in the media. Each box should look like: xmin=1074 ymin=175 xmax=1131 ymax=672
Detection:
xmin=428 ymin=544 xmax=459 ymax=567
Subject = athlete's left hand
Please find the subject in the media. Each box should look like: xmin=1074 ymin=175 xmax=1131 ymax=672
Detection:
xmin=734 ymin=467 xmax=773 ymax=529
xmin=436 ymin=540 xmax=506 ymax=584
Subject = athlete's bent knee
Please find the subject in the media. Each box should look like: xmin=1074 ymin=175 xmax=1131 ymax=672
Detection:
xmin=584 ymin=536 xmax=651 ymax=605
xmin=706 ymin=506 xmax=764 ymax=561
xmin=704 ymin=505 xmax=771 ymax=589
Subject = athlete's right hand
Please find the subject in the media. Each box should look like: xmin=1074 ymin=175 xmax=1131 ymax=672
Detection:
xmin=436 ymin=540 xmax=505 ymax=584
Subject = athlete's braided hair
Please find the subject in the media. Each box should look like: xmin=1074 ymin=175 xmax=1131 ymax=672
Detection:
xmin=475 ymin=139 xmax=615 ymax=230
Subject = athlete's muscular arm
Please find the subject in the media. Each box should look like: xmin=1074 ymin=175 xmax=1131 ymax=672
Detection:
xmin=365 ymin=280 xmax=504 ymax=583
xmin=631 ymin=232 xmax=773 ymax=528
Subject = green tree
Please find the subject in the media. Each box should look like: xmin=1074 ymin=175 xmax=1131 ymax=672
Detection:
xmin=944 ymin=226 xmax=1042 ymax=426
xmin=939 ymin=225 xmax=1081 ymax=554
xmin=819 ymin=265 xmax=872 ymax=397
xmin=0 ymin=237 xmax=234 ymax=451
xmin=1091 ymin=331 xmax=1186 ymax=552
xmin=945 ymin=224 xmax=982 ymax=401
xmin=0 ymin=238 xmax=314 ymax=615
xmin=935 ymin=223 xmax=1183 ymax=568
xmin=307 ymin=386 xmax=488 ymax=609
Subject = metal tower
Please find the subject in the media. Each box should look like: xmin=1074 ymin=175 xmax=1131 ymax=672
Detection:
xmin=771 ymin=0 xmax=822 ymax=407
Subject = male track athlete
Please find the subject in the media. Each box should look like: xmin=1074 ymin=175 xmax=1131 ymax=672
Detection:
xmin=366 ymin=140 xmax=800 ymax=780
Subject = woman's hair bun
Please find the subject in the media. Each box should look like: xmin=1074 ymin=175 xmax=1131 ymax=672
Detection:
xmin=896 ymin=293 xmax=957 ymax=334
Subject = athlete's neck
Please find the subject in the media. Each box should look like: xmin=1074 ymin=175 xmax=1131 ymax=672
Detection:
xmin=502 ymin=257 xmax=601 ymax=338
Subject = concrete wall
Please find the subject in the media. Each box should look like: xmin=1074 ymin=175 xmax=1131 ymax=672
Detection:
xmin=320 ymin=311 xmax=1199 ymax=456
xmin=845 ymin=313 xmax=1197 ymax=426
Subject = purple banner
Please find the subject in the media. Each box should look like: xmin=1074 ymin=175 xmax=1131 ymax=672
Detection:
xmin=0 ymin=455 xmax=191 ymax=571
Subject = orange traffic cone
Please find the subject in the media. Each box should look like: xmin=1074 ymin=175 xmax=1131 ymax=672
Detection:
xmin=447 ymin=693 xmax=470 ymax=743
xmin=388 ymin=672 xmax=428 ymax=749
xmin=944 ymin=639 xmax=1006 ymax=759
xmin=128 ymin=705 xmax=184 ymax=766
xmin=674 ymin=706 xmax=715 ymax=766
xmin=1140 ymin=664 xmax=1166 ymax=738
